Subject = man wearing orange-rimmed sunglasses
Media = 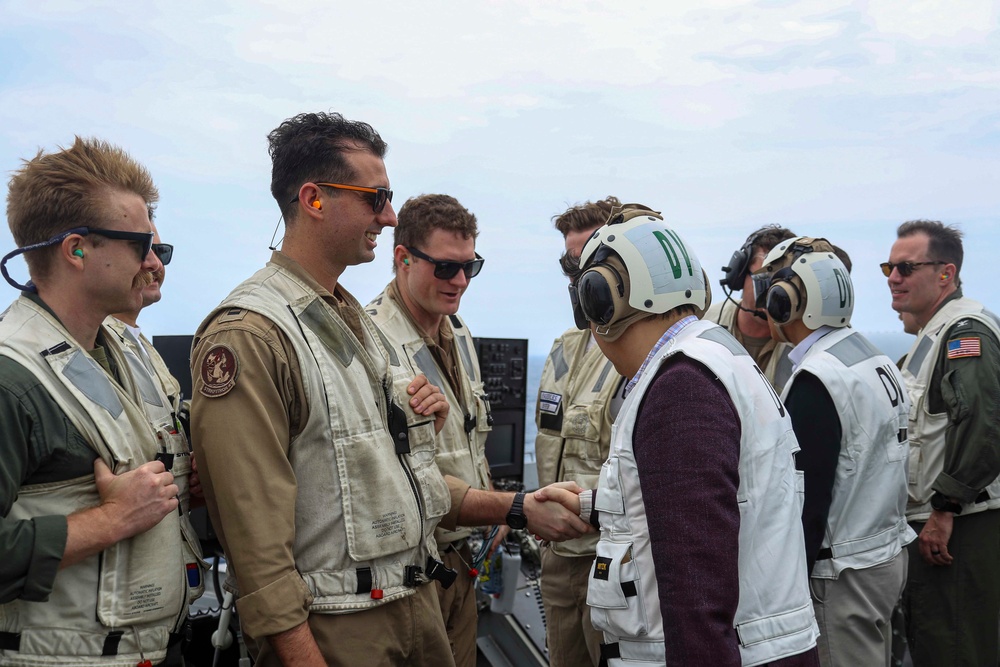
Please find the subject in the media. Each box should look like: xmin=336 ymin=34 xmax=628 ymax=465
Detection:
xmin=191 ymin=112 xmax=589 ymax=667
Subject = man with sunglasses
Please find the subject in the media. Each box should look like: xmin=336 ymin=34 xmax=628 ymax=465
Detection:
xmin=190 ymin=113 xmax=588 ymax=667
xmin=366 ymin=193 xmax=492 ymax=667
xmin=0 ymin=138 xmax=198 ymax=667
xmin=533 ymin=195 xmax=623 ymax=667
xmin=107 ymin=223 xmax=183 ymax=416
xmin=885 ymin=220 xmax=1000 ymax=666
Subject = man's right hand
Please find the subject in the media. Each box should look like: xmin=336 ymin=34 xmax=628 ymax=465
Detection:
xmin=61 ymin=459 xmax=180 ymax=569
xmin=524 ymin=482 xmax=591 ymax=542
xmin=94 ymin=459 xmax=179 ymax=541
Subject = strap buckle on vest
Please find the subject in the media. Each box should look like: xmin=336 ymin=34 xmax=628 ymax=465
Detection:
xmin=464 ymin=413 xmax=477 ymax=434
xmin=404 ymin=564 xmax=425 ymax=587
xmin=425 ymin=556 xmax=458 ymax=589
xmin=0 ymin=632 xmax=21 ymax=651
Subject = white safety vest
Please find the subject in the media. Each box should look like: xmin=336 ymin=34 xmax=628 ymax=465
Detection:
xmin=704 ymin=299 xmax=794 ymax=393
xmin=0 ymin=296 xmax=189 ymax=667
xmin=535 ymin=327 xmax=621 ymax=557
xmin=900 ymin=297 xmax=1000 ymax=521
xmin=366 ymin=287 xmax=492 ymax=545
xmin=588 ymin=319 xmax=818 ymax=667
xmin=782 ymin=328 xmax=916 ymax=579
xmin=204 ymin=261 xmax=451 ymax=612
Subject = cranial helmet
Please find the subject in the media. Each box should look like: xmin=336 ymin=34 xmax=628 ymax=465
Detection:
xmin=751 ymin=236 xmax=853 ymax=331
xmin=571 ymin=206 xmax=710 ymax=341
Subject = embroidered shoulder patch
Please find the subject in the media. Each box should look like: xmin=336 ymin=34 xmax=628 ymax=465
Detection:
xmin=947 ymin=337 xmax=981 ymax=359
xmin=199 ymin=344 xmax=240 ymax=397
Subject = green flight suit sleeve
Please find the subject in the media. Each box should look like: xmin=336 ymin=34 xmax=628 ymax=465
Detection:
xmin=929 ymin=319 xmax=1000 ymax=503
xmin=0 ymin=357 xmax=75 ymax=604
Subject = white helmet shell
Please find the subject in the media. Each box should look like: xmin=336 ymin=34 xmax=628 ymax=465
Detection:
xmin=580 ymin=211 xmax=709 ymax=316
xmin=761 ymin=236 xmax=854 ymax=329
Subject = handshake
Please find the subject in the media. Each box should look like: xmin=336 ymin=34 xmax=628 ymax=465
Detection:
xmin=523 ymin=481 xmax=592 ymax=542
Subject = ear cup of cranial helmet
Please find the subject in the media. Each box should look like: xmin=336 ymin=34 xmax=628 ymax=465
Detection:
xmin=576 ymin=263 xmax=627 ymax=326
xmin=765 ymin=277 xmax=803 ymax=324
xmin=721 ymin=242 xmax=753 ymax=291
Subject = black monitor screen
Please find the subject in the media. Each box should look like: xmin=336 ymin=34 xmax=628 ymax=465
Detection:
xmin=485 ymin=423 xmax=516 ymax=466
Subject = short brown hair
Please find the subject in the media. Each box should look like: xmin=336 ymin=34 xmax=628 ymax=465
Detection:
xmin=7 ymin=136 xmax=158 ymax=280
xmin=749 ymin=225 xmax=797 ymax=257
xmin=553 ymin=196 xmax=621 ymax=238
xmin=393 ymin=194 xmax=478 ymax=272
xmin=897 ymin=219 xmax=963 ymax=286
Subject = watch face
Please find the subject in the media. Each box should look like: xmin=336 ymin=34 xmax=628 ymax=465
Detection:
xmin=506 ymin=512 xmax=528 ymax=530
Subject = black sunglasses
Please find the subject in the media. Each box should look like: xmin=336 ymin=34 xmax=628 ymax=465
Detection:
xmin=85 ymin=228 xmax=154 ymax=262
xmin=152 ymin=243 xmax=173 ymax=265
xmin=406 ymin=246 xmax=485 ymax=280
xmin=879 ymin=260 xmax=945 ymax=278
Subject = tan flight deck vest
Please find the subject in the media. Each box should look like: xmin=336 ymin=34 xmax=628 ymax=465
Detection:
xmin=535 ymin=327 xmax=621 ymax=557
xmin=0 ymin=297 xmax=195 ymax=667
xmin=104 ymin=318 xmax=206 ymax=590
xmin=704 ymin=298 xmax=794 ymax=393
xmin=105 ymin=319 xmax=183 ymax=416
xmin=901 ymin=297 xmax=1000 ymax=522
xmin=782 ymin=328 xmax=916 ymax=580
xmin=366 ymin=288 xmax=492 ymax=546
xmin=205 ymin=261 xmax=451 ymax=612
xmin=588 ymin=319 xmax=818 ymax=667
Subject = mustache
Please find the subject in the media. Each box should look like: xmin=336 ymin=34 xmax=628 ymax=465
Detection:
xmin=132 ymin=271 xmax=155 ymax=290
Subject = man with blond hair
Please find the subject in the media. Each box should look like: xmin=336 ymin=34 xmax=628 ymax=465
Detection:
xmin=0 ymin=137 xmax=197 ymax=666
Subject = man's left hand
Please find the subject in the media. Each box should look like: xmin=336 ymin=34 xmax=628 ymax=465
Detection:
xmin=919 ymin=509 xmax=955 ymax=566
xmin=407 ymin=374 xmax=450 ymax=433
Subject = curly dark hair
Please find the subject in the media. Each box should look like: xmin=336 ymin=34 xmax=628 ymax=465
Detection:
xmin=268 ymin=112 xmax=387 ymax=221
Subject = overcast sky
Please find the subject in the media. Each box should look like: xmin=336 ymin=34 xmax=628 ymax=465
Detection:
xmin=2 ymin=0 xmax=998 ymax=360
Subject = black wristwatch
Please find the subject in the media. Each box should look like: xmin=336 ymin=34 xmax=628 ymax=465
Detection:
xmin=930 ymin=492 xmax=963 ymax=515
xmin=506 ymin=492 xmax=528 ymax=529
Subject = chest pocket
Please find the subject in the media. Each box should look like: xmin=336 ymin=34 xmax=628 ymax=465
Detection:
xmin=560 ymin=403 xmax=605 ymax=488
xmin=587 ymin=540 xmax=651 ymax=639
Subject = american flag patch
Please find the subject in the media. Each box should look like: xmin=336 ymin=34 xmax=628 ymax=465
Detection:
xmin=947 ymin=337 xmax=981 ymax=359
